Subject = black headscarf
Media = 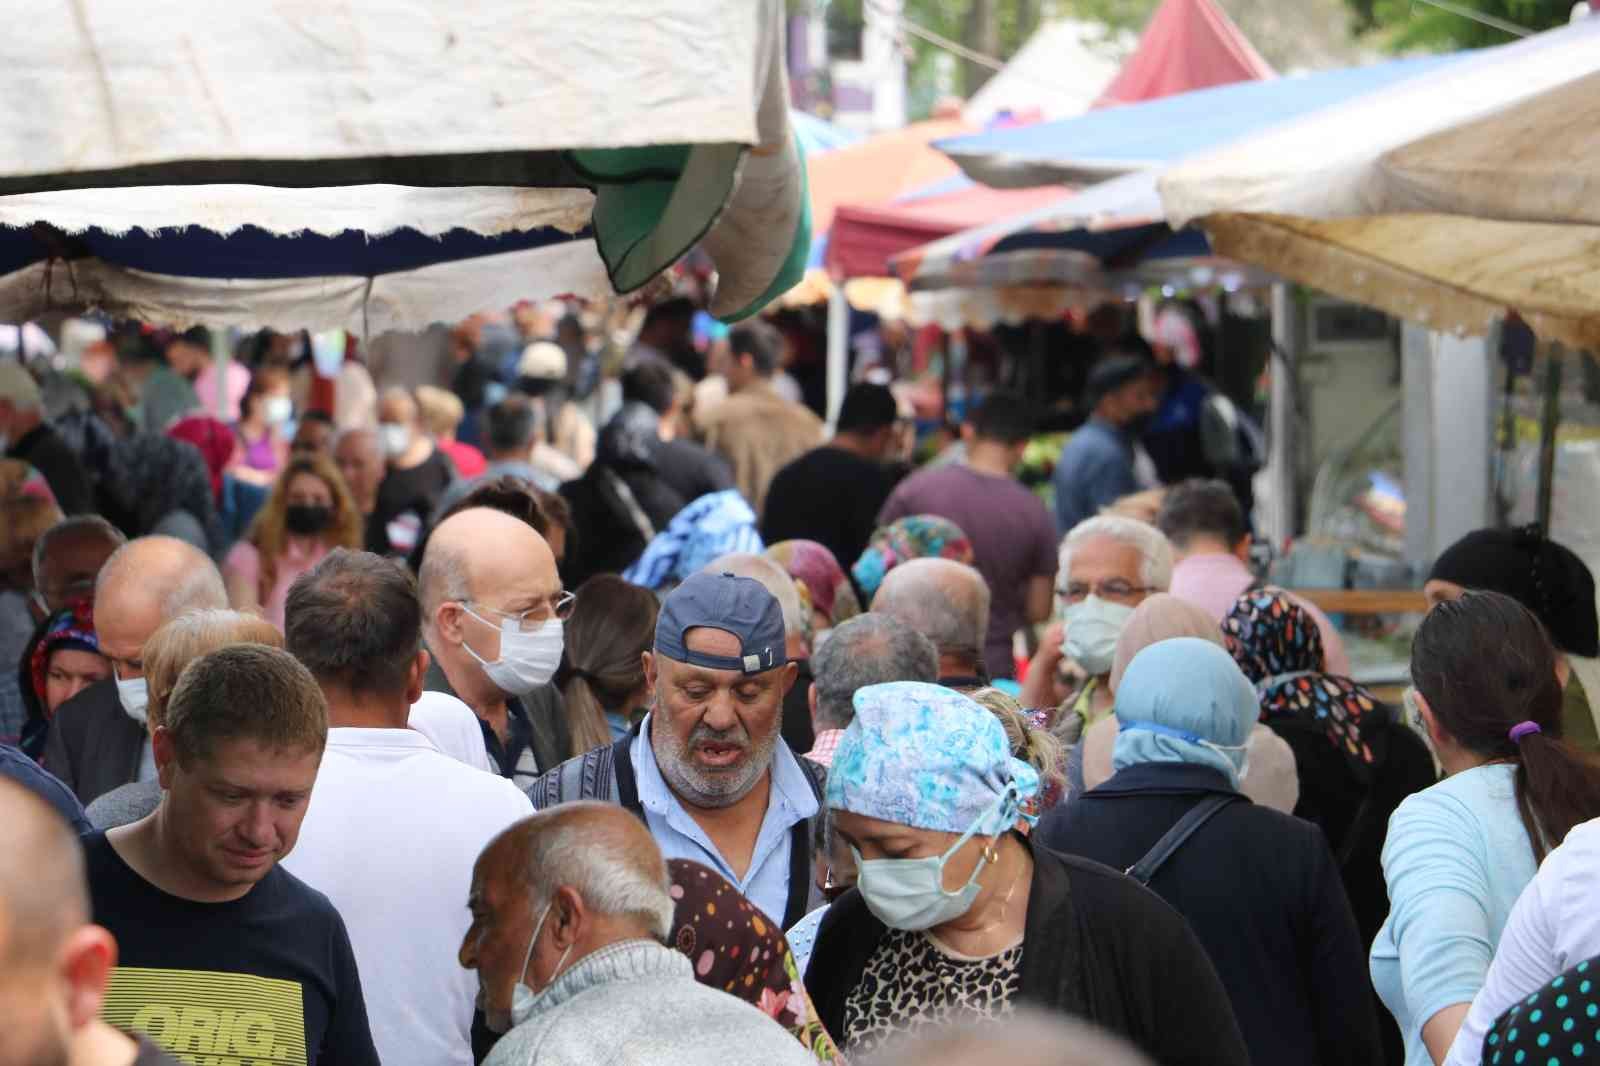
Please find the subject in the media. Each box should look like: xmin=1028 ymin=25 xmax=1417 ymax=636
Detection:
xmin=1429 ymin=525 xmax=1599 ymax=657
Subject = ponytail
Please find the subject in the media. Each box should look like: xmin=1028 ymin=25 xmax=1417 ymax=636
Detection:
xmin=971 ymin=687 xmax=1066 ymax=800
xmin=1413 ymin=590 xmax=1600 ymax=864
xmin=561 ymin=672 xmax=616 ymax=758
xmin=557 ymin=575 xmax=659 ymax=760
xmin=1512 ymin=729 xmax=1600 ymax=862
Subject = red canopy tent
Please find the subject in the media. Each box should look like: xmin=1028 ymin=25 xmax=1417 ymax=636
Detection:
xmin=1093 ymin=0 xmax=1274 ymax=110
xmin=824 ymin=182 xmax=1067 ymax=279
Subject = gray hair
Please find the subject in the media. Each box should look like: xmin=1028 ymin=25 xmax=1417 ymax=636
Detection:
xmin=703 ymin=552 xmax=805 ymax=650
xmin=32 ymin=514 xmax=126 ymax=588
xmin=96 ymin=536 xmax=227 ymax=618
xmin=862 ymin=1009 xmax=1154 ymax=1066
xmin=872 ymin=558 xmax=990 ymax=659
xmin=521 ymin=807 xmax=675 ymax=940
xmin=1057 ymin=515 xmax=1174 ymax=594
xmin=418 ymin=537 xmax=472 ymax=639
xmin=812 ymin=614 xmax=938 ymax=730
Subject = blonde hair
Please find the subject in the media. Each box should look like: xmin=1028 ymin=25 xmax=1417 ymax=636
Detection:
xmin=245 ymin=454 xmax=363 ymax=601
xmin=415 ymin=385 xmax=465 ymax=438
xmin=971 ymin=687 xmax=1065 ymax=799
xmin=144 ymin=609 xmax=284 ymax=729
xmin=1102 ymin=488 xmax=1167 ymax=526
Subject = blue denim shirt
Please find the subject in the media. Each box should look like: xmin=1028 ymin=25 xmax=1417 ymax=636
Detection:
xmin=1052 ymin=416 xmax=1140 ymax=535
xmin=631 ymin=714 xmax=818 ymax=925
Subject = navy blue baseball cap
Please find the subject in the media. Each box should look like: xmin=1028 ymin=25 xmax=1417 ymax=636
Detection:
xmin=656 ymin=571 xmax=786 ymax=675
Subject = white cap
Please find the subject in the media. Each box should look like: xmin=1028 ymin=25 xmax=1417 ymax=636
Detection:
xmin=0 ymin=360 xmax=41 ymax=409
xmin=517 ymin=341 xmax=567 ymax=381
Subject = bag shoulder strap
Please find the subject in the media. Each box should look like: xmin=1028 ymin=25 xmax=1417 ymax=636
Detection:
xmin=1125 ymin=794 xmax=1242 ymax=886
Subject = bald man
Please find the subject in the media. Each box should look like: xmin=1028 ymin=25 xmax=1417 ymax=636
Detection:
xmin=44 ymin=536 xmax=227 ymax=805
xmin=0 ymin=777 xmax=181 ymax=1065
xmin=373 ymin=387 xmax=457 ymax=557
xmin=421 ymin=508 xmax=572 ymax=786
xmin=872 ymin=557 xmax=994 ymax=691
xmin=460 ymin=802 xmax=813 ymax=1066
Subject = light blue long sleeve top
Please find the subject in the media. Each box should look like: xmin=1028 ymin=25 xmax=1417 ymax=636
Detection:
xmin=1371 ymin=763 xmax=1538 ymax=1066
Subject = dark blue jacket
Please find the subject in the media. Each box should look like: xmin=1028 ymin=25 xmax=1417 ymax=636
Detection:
xmin=1037 ymin=762 xmax=1380 ymax=1066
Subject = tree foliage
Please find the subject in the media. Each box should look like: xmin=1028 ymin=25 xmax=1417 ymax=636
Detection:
xmin=1348 ymin=0 xmax=1575 ymax=50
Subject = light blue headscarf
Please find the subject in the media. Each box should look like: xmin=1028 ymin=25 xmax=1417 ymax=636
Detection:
xmin=827 ymin=682 xmax=1041 ymax=836
xmin=1113 ymin=637 xmax=1257 ymax=788
xmin=622 ymin=490 xmax=763 ymax=591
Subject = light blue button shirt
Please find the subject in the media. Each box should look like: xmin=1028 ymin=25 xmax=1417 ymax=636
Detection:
xmin=631 ymin=714 xmax=818 ymax=925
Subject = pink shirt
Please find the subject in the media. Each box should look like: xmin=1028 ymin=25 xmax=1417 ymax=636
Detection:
xmin=223 ymin=538 xmax=333 ymax=631
xmin=1168 ymin=553 xmax=1352 ymax=676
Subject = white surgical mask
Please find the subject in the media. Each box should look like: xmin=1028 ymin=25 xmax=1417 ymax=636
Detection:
xmin=1062 ymin=595 xmax=1136 ymax=677
xmin=116 ymin=675 xmax=149 ymax=726
xmin=379 ymin=423 xmax=411 ymax=457
xmin=263 ymin=395 xmax=293 ymax=425
xmin=461 ymin=606 xmax=564 ymax=696
xmin=509 ymin=898 xmax=574 ymax=1029
xmin=851 ymin=790 xmax=1011 ymax=932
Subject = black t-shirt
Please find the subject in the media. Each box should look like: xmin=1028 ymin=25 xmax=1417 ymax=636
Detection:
xmin=84 ymin=832 xmax=380 ymax=1066
xmin=761 ymin=446 xmax=892 ymax=571
xmin=372 ymin=448 xmax=456 ymax=555
xmin=653 ymin=438 xmax=733 ymax=504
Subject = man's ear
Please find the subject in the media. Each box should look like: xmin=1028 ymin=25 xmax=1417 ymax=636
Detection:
xmin=60 ymin=925 xmax=117 ymax=1028
xmin=642 ymin=651 xmax=657 ymax=691
xmin=779 ymin=660 xmax=800 ymax=697
xmin=152 ymin=727 xmax=178 ymax=790
xmin=551 ymin=885 xmax=586 ymax=951
xmin=1233 ymin=535 xmax=1253 ymax=563
xmin=407 ymin=650 xmax=431 ymax=706
xmin=436 ymin=602 xmax=467 ymax=646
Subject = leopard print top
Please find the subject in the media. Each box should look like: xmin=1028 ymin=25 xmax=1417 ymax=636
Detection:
xmin=841 ymin=928 xmax=1023 ymax=1053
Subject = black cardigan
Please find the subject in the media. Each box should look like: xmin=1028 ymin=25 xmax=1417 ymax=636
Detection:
xmin=1036 ymin=762 xmax=1381 ymax=1066
xmin=805 ymin=834 xmax=1249 ymax=1066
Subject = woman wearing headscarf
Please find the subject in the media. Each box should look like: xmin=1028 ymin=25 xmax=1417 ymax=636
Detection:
xmin=1078 ymin=594 xmax=1300 ymax=812
xmin=1224 ymin=587 xmax=1436 ymax=969
xmin=1371 ymin=591 xmax=1600 ymax=1065
xmin=1037 ymin=638 xmax=1379 ymax=1066
xmin=621 ymin=489 xmax=763 ymax=593
xmin=18 ymin=600 xmax=107 ymax=757
xmin=667 ymin=859 xmax=842 ymax=1064
xmin=1476 ymin=953 xmax=1600 ymax=1066
xmin=805 ymin=681 xmax=1248 ymax=1066
xmin=851 ymin=516 xmax=973 ymax=607
xmin=1426 ymin=525 xmax=1600 ymax=752
xmin=766 ymin=540 xmax=862 ymax=645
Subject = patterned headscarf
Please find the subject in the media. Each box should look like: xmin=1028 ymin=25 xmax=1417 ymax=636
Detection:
xmin=828 ymin=682 xmax=1041 ymax=836
xmin=25 ymin=600 xmax=100 ymax=751
xmin=667 ymin=860 xmax=841 ymax=1064
xmin=851 ymin=516 xmax=974 ymax=605
xmin=1223 ymin=587 xmax=1377 ymax=769
xmin=1483 ymin=954 xmax=1600 ymax=1066
xmin=765 ymin=540 xmax=861 ymax=625
xmin=622 ymin=490 xmax=763 ymax=592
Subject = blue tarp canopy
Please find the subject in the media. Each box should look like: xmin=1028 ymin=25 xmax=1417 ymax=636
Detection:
xmin=937 ymin=54 xmax=1461 ymax=188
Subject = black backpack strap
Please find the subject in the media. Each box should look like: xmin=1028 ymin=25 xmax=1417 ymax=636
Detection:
xmin=1126 ymin=794 xmax=1242 ymax=886
xmin=781 ymin=755 xmax=829 ymax=930
xmin=612 ymin=728 xmax=643 ymax=821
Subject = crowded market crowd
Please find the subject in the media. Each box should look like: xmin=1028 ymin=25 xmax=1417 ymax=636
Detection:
xmin=4 ymin=296 xmax=1600 ymax=1066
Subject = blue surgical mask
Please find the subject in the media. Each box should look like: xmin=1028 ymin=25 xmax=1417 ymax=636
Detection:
xmin=850 ymin=789 xmax=1014 ymax=932
xmin=507 ymin=897 xmax=574 ymax=1030
xmin=1062 ymin=595 xmax=1136 ymax=677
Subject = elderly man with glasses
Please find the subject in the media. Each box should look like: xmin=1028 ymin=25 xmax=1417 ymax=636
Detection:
xmin=1021 ymin=515 xmax=1174 ymax=735
xmin=419 ymin=507 xmax=576 ymax=787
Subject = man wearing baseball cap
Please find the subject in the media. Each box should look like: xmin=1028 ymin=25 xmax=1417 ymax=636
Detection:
xmin=528 ymin=571 xmax=825 ymax=928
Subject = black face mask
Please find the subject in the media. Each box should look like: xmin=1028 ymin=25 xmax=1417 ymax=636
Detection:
xmin=285 ymin=504 xmax=334 ymax=535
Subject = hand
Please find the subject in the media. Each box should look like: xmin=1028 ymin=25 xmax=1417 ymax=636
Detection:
xmin=1020 ymin=623 xmax=1065 ymax=710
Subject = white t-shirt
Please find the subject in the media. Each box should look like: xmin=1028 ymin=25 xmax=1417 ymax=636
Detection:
xmin=409 ymin=691 xmax=495 ymax=773
xmin=284 ymin=727 xmax=532 ymax=1066
xmin=1445 ymin=816 xmax=1600 ymax=1066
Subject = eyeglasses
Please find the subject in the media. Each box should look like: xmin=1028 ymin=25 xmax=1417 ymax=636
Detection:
xmin=1058 ymin=579 xmax=1153 ymax=606
xmin=466 ymin=592 xmax=577 ymax=631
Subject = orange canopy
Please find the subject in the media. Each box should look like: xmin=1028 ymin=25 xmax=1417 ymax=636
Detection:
xmin=805 ymin=118 xmax=972 ymax=237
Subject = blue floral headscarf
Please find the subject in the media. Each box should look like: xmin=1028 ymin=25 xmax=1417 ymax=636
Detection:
xmin=1113 ymin=637 xmax=1257 ymax=788
xmin=827 ymin=682 xmax=1040 ymax=836
xmin=623 ymin=490 xmax=763 ymax=591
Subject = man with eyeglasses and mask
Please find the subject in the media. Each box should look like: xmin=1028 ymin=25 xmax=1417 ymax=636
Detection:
xmin=420 ymin=507 xmax=574 ymax=787
xmin=1020 ymin=516 xmax=1173 ymax=786
xmin=529 ymin=571 xmax=826 ymax=930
